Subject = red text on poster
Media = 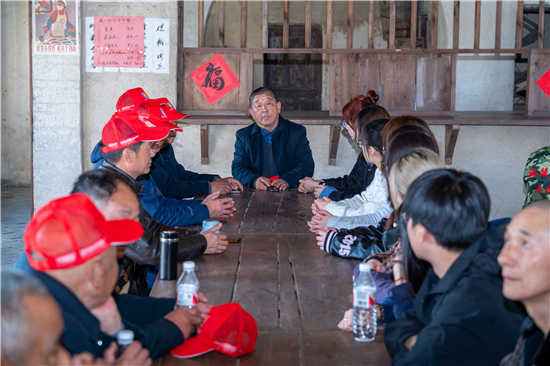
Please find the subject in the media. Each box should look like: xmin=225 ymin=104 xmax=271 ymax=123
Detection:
xmin=94 ymin=16 xmax=144 ymax=68
xmin=189 ymin=54 xmax=240 ymax=105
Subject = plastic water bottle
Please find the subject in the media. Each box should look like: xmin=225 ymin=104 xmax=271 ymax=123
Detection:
xmin=176 ymin=261 xmax=199 ymax=309
xmin=115 ymin=330 xmax=134 ymax=357
xmin=353 ymin=263 xmax=377 ymax=342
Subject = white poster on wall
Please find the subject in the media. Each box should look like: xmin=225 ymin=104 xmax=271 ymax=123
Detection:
xmin=85 ymin=17 xmax=169 ymax=74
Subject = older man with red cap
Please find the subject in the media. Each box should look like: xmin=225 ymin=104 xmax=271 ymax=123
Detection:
xmin=22 ymin=194 xmax=211 ymax=360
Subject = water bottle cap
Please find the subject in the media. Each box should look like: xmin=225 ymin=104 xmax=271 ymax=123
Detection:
xmin=359 ymin=263 xmax=371 ymax=272
xmin=160 ymin=230 xmax=179 ymax=239
xmin=117 ymin=330 xmax=134 ymax=343
xmin=183 ymin=261 xmax=195 ymax=270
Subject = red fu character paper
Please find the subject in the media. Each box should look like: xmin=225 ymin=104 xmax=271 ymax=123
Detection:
xmin=189 ymin=54 xmax=240 ymax=105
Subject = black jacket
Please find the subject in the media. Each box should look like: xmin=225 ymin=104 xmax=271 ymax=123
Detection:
xmin=27 ymin=269 xmax=183 ymax=359
xmin=99 ymin=162 xmax=207 ymax=265
xmin=323 ymin=154 xmax=376 ymax=201
xmin=231 ymin=116 xmax=315 ymax=188
xmin=501 ymin=316 xmax=550 ymax=366
xmin=322 ymin=219 xmax=389 ymax=260
xmin=384 ymin=223 xmax=524 ymax=366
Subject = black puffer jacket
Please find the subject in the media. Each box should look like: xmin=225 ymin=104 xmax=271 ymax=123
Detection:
xmin=384 ymin=223 xmax=524 ymax=366
xmin=99 ymin=162 xmax=207 ymax=265
xmin=322 ymin=153 xmax=377 ymax=201
xmin=322 ymin=219 xmax=389 ymax=260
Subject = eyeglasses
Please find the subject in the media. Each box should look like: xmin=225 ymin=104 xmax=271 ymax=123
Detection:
xmin=341 ymin=120 xmax=348 ymax=128
xmin=356 ymin=142 xmax=363 ymax=149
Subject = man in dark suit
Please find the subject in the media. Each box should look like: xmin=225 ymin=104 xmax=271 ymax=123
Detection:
xmin=231 ymin=87 xmax=315 ymax=190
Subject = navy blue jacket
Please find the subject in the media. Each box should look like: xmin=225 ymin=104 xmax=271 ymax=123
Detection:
xmin=151 ymin=145 xmax=219 ymax=199
xmin=384 ymin=223 xmax=524 ymax=366
xmin=137 ymin=173 xmax=210 ymax=226
xmin=231 ymin=116 xmax=314 ymax=188
xmin=22 ymin=262 xmax=184 ymax=359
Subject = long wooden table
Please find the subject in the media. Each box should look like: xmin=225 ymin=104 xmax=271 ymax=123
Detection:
xmin=150 ymin=188 xmax=391 ymax=366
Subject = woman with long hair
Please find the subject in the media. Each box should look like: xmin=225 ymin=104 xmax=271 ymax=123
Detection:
xmin=337 ymin=148 xmax=446 ymax=330
xmin=299 ymin=91 xmax=390 ymax=201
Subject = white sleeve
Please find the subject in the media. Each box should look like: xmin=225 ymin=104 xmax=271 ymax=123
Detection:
xmin=327 ymin=201 xmax=394 ymax=230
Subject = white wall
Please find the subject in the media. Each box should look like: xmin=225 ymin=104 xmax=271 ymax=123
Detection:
xmin=1 ymin=1 xmax=32 ymax=186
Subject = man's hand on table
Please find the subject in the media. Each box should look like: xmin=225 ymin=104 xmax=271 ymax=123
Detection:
xmin=211 ymin=177 xmax=244 ymax=194
xmin=201 ymin=223 xmax=228 ymax=254
xmin=270 ymin=179 xmax=288 ymax=191
xmin=164 ymin=307 xmax=204 ymax=339
xmin=254 ymin=177 xmax=271 ymax=190
xmin=201 ymin=192 xmax=236 ymax=219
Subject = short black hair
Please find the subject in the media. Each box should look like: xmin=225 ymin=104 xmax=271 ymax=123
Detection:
xmin=401 ymin=168 xmax=490 ymax=250
xmin=71 ymin=169 xmax=134 ymax=206
xmin=398 ymin=169 xmax=490 ymax=291
xmin=98 ymin=140 xmax=144 ymax=165
xmin=249 ymin=87 xmax=278 ymax=109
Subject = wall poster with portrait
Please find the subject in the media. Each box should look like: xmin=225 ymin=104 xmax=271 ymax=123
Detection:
xmin=33 ymin=0 xmax=78 ymax=54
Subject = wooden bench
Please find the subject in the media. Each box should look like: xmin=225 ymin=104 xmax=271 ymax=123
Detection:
xmin=176 ymin=110 xmax=550 ymax=167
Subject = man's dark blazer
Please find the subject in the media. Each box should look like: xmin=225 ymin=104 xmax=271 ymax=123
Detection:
xmin=231 ymin=115 xmax=314 ymax=188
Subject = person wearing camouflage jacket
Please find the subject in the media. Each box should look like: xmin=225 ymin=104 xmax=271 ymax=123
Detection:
xmin=523 ymin=146 xmax=550 ymax=207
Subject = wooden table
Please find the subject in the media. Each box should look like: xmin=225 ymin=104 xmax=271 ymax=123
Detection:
xmin=151 ymin=188 xmax=391 ymax=366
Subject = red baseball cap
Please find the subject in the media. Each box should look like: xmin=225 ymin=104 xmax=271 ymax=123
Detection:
xmin=154 ymin=98 xmax=190 ymax=121
xmin=101 ymin=111 xmax=170 ymax=153
xmin=171 ymin=303 xmax=258 ymax=358
xmin=116 ymin=87 xmax=150 ymax=112
xmin=134 ymin=100 xmax=183 ymax=132
xmin=24 ymin=193 xmax=144 ymax=271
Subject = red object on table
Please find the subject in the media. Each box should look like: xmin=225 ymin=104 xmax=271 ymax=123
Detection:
xmin=269 ymin=176 xmax=280 ymax=182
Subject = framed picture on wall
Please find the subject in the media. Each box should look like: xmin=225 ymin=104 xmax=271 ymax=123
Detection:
xmin=34 ymin=0 xmax=52 ymax=14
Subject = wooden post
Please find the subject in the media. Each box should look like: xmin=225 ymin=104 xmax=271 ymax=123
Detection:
xmin=177 ymin=1 xmax=184 ymax=111
xmin=389 ymin=1 xmax=396 ymax=49
xmin=347 ymin=1 xmax=354 ymax=49
xmin=201 ymin=125 xmax=209 ymax=164
xmin=495 ymin=1 xmax=502 ymax=49
xmin=526 ymin=53 xmax=535 ymax=116
xmin=368 ymin=0 xmax=374 ymax=49
xmin=410 ymin=0 xmax=417 ymax=49
xmin=240 ymin=1 xmax=247 ymax=48
xmin=445 ymin=125 xmax=460 ymax=165
xmin=218 ymin=0 xmax=225 ymax=47
xmin=431 ymin=1 xmax=438 ymax=49
xmin=474 ymin=0 xmax=481 ymax=49
xmin=538 ymin=0 xmax=545 ymax=49
xmin=28 ymin=0 xmax=35 ymax=213
xmin=262 ymin=0 xmax=268 ymax=49
xmin=453 ymin=1 xmax=460 ymax=49
xmin=283 ymin=1 xmax=289 ymax=48
xmin=198 ymin=0 xmax=204 ymax=47
xmin=305 ymin=1 xmax=311 ymax=48
xmin=328 ymin=126 xmax=341 ymax=166
xmin=327 ymin=0 xmax=333 ymax=49
xmin=516 ymin=0 xmax=524 ymax=49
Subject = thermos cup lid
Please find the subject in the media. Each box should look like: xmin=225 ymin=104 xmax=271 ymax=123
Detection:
xmin=117 ymin=330 xmax=134 ymax=344
xmin=161 ymin=230 xmax=179 ymax=239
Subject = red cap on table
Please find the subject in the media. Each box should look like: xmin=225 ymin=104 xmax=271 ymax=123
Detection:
xmin=171 ymin=303 xmax=258 ymax=358
xmin=116 ymin=87 xmax=150 ymax=112
xmin=24 ymin=193 xmax=144 ymax=271
xmin=100 ymin=111 xmax=170 ymax=153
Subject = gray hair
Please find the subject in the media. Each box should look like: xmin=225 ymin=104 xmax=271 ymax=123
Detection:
xmin=1 ymin=271 xmax=51 ymax=365
xmin=248 ymin=87 xmax=278 ymax=109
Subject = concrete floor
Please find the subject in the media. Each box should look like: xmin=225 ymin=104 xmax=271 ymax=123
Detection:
xmin=1 ymin=186 xmax=31 ymax=269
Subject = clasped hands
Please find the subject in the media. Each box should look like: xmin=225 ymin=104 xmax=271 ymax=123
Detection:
xmin=308 ymin=198 xmax=336 ymax=250
xmin=254 ymin=177 xmax=288 ymax=191
xmin=298 ymin=177 xmax=329 ymax=198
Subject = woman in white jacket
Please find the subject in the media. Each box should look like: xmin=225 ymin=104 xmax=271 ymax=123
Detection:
xmin=308 ymin=116 xmax=391 ymax=230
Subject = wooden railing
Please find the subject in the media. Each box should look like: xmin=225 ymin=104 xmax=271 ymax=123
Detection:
xmin=177 ymin=1 xmax=549 ymax=165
